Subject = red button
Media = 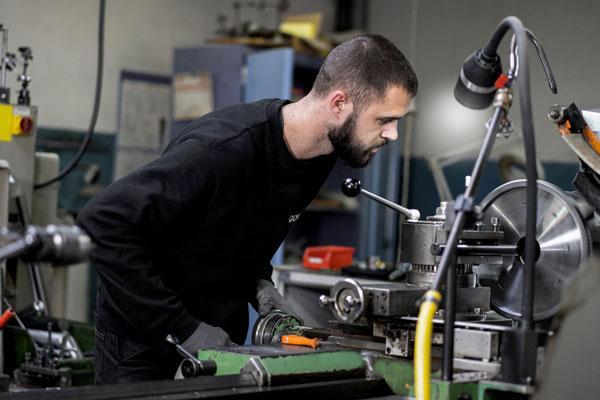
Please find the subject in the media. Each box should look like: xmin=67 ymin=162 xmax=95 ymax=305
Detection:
xmin=20 ymin=117 xmax=33 ymax=133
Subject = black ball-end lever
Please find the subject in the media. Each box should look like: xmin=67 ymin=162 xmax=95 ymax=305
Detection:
xmin=342 ymin=178 xmax=420 ymax=221
xmin=166 ymin=334 xmax=217 ymax=378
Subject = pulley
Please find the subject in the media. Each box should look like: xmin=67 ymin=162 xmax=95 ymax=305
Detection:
xmin=479 ymin=179 xmax=592 ymax=320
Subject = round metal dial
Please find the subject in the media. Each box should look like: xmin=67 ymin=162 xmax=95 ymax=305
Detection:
xmin=330 ymin=279 xmax=366 ymax=323
xmin=479 ymin=179 xmax=591 ymax=320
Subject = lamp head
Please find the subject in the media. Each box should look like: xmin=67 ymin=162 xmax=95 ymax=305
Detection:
xmin=454 ymin=49 xmax=502 ymax=109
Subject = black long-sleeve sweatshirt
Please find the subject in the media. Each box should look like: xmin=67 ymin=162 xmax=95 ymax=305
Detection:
xmin=77 ymin=99 xmax=336 ymax=345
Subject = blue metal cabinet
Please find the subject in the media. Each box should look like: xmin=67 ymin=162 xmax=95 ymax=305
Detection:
xmin=245 ymin=48 xmax=294 ymax=102
xmin=171 ymin=45 xmax=246 ymax=138
xmin=171 ymin=45 xmax=294 ymax=138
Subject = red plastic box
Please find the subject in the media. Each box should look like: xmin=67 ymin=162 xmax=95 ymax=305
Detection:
xmin=302 ymin=246 xmax=355 ymax=270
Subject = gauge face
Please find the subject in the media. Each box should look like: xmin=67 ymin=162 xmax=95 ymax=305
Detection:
xmin=479 ymin=180 xmax=590 ymax=321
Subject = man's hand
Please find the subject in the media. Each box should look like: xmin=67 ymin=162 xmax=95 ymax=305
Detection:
xmin=181 ymin=322 xmax=232 ymax=354
xmin=256 ymin=279 xmax=296 ymax=317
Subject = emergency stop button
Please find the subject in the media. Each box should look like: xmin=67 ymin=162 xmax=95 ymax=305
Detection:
xmin=19 ymin=116 xmax=33 ymax=133
xmin=13 ymin=115 xmax=33 ymax=135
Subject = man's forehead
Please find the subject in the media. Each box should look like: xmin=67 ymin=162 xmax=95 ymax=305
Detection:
xmin=384 ymin=85 xmax=412 ymax=102
xmin=366 ymin=86 xmax=412 ymax=114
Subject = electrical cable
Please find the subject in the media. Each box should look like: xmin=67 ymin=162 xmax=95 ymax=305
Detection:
xmin=509 ymin=30 xmax=557 ymax=95
xmin=513 ymin=19 xmax=538 ymax=331
xmin=525 ymin=29 xmax=557 ymax=94
xmin=34 ymin=0 xmax=105 ymax=189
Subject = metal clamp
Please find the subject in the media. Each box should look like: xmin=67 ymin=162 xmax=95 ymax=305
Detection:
xmin=454 ymin=194 xmax=475 ymax=213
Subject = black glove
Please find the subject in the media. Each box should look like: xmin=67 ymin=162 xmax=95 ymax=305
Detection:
xmin=181 ymin=322 xmax=232 ymax=354
xmin=255 ymin=279 xmax=296 ymax=317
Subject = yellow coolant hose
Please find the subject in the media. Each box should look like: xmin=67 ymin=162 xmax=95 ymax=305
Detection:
xmin=414 ymin=289 xmax=442 ymax=400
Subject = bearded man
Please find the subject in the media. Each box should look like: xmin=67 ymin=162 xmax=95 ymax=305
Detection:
xmin=77 ymin=34 xmax=417 ymax=384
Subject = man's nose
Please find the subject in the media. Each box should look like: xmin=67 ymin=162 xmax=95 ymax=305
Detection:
xmin=381 ymin=124 xmax=399 ymax=141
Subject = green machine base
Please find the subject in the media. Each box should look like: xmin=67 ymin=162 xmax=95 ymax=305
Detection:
xmin=198 ymin=345 xmax=533 ymax=400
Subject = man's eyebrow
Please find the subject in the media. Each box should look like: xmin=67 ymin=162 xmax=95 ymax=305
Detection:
xmin=376 ymin=116 xmax=403 ymax=122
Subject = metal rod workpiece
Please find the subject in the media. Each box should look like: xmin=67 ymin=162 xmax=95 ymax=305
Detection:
xmin=432 ymin=244 xmax=518 ymax=257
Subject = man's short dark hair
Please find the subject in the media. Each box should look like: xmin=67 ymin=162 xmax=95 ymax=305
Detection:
xmin=312 ymin=34 xmax=418 ymax=111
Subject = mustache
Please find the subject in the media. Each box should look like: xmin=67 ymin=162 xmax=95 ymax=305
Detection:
xmin=367 ymin=139 xmax=389 ymax=152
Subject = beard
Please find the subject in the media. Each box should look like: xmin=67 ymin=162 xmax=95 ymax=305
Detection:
xmin=327 ymin=113 xmax=385 ymax=168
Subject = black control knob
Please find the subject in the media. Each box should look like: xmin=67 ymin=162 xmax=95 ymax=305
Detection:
xmin=181 ymin=358 xmax=217 ymax=378
xmin=166 ymin=334 xmax=217 ymax=378
xmin=342 ymin=178 xmax=362 ymax=197
xmin=181 ymin=358 xmax=198 ymax=378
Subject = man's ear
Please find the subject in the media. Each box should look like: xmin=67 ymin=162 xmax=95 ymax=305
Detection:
xmin=328 ymin=90 xmax=353 ymax=120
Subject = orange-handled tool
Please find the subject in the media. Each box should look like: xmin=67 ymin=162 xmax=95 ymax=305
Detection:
xmin=281 ymin=334 xmax=320 ymax=349
xmin=0 ymin=309 xmax=15 ymax=329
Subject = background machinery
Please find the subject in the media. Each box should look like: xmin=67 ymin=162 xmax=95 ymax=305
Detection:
xmin=0 ymin=24 xmax=96 ymax=390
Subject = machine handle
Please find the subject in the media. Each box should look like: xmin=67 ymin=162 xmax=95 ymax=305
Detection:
xmin=166 ymin=334 xmax=217 ymax=377
xmin=342 ymin=178 xmax=420 ymax=221
xmin=0 ymin=308 xmax=15 ymax=329
xmin=180 ymin=358 xmax=217 ymax=378
xmin=281 ymin=334 xmax=320 ymax=349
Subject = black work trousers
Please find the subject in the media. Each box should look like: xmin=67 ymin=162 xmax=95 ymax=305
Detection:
xmin=94 ymin=322 xmax=180 ymax=384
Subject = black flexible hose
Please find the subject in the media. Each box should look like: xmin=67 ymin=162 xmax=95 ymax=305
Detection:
xmin=416 ymin=17 xmax=540 ymax=393
xmin=489 ymin=17 xmax=538 ymax=329
xmin=432 ymin=16 xmax=538 ymax=329
xmin=483 ymin=16 xmax=538 ymax=329
xmin=517 ymin=24 xmax=538 ymax=331
xmin=34 ymin=0 xmax=105 ymax=189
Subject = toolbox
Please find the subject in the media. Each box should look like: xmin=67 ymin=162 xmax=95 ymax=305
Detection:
xmin=302 ymin=246 xmax=355 ymax=270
